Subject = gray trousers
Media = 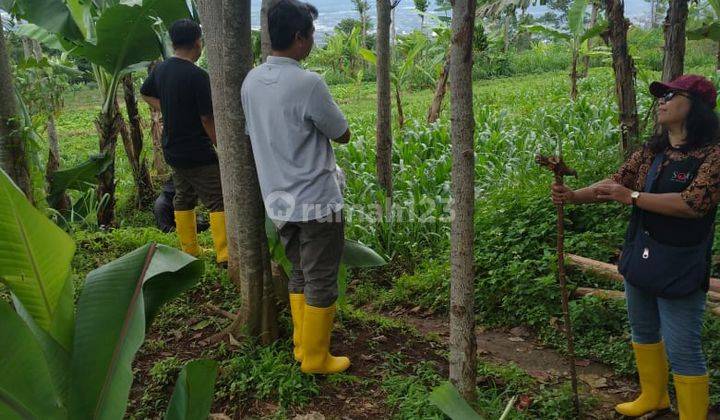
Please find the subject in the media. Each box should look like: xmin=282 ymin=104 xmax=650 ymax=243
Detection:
xmin=172 ymin=163 xmax=224 ymax=212
xmin=278 ymin=212 xmax=344 ymax=308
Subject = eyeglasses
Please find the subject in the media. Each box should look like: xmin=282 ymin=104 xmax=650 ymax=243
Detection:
xmin=659 ymin=91 xmax=690 ymax=104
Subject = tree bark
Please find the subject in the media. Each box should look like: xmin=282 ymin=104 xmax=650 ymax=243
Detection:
xmin=95 ymin=101 xmax=122 ymax=227
xmin=45 ymin=114 xmax=70 ymax=212
xmin=581 ymin=1 xmax=599 ymax=78
xmin=122 ymin=74 xmax=154 ymax=207
xmin=376 ymin=0 xmax=393 ymax=198
xmin=427 ymin=52 xmax=451 ymax=124
xmin=604 ymin=0 xmax=639 ymax=153
xmin=0 ymin=27 xmax=33 ymax=201
xmin=449 ymin=0 xmax=477 ymax=403
xmin=260 ymin=0 xmax=274 ymax=62
xmin=716 ymin=40 xmax=720 ymax=75
xmin=197 ymin=0 xmax=278 ymax=344
xmin=147 ymin=61 xmax=168 ymax=179
xmin=661 ymin=0 xmax=688 ymax=83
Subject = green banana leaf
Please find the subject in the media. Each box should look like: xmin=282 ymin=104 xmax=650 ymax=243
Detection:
xmin=0 ymin=169 xmax=75 ymax=350
xmin=11 ymin=0 xmax=83 ymax=41
xmin=429 ymin=382 xmax=484 ymax=420
xmin=523 ymin=24 xmax=572 ymax=42
xmin=143 ymin=0 xmax=193 ymax=28
xmin=567 ymin=0 xmax=588 ymax=39
xmin=15 ymin=23 xmax=63 ymax=50
xmin=580 ymin=21 xmax=608 ymax=43
xmin=164 ymin=359 xmax=218 ymax=420
xmin=687 ymin=22 xmax=720 ymax=42
xmin=47 ymin=153 xmax=112 ymax=209
xmin=73 ymin=4 xmax=160 ymax=78
xmin=0 ymin=301 xmax=65 ymax=420
xmin=11 ymin=295 xmax=72 ymax=408
xmin=69 ymin=243 xmax=203 ymax=419
xmin=342 ymin=240 xmax=387 ymax=268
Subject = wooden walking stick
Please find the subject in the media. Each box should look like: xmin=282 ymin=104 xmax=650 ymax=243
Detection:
xmin=536 ymin=152 xmax=581 ymax=416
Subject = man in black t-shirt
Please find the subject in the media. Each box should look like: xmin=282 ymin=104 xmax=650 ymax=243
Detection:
xmin=141 ymin=19 xmax=227 ymax=264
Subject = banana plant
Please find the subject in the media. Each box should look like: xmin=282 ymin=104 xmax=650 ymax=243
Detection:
xmin=523 ymin=0 xmax=607 ymax=99
xmin=687 ymin=0 xmax=720 ymax=72
xmin=359 ymin=33 xmax=427 ymax=128
xmin=0 ymin=169 xmax=216 ymax=419
xmin=2 ymin=0 xmax=192 ymax=226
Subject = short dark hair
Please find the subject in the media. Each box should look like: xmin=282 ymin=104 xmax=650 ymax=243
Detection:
xmin=169 ymin=19 xmax=202 ymax=49
xmin=649 ymin=94 xmax=720 ymax=153
xmin=268 ymin=0 xmax=318 ymax=51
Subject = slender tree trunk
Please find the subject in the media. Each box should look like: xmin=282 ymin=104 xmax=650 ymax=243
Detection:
xmin=95 ymin=101 xmax=122 ymax=227
xmin=45 ymin=114 xmax=70 ymax=212
xmin=581 ymin=1 xmax=599 ymax=78
xmin=650 ymin=0 xmax=657 ymax=28
xmin=122 ymin=75 xmax=154 ymax=207
xmin=391 ymin=6 xmax=397 ymax=46
xmin=394 ymin=83 xmax=405 ymax=128
xmin=21 ymin=37 xmax=33 ymax=61
xmin=0 ymin=27 xmax=33 ymax=201
xmin=604 ymin=0 xmax=639 ymax=153
xmin=261 ymin=0 xmax=273 ymax=62
xmin=376 ymin=0 xmax=393 ymax=198
xmin=147 ymin=61 xmax=168 ymax=179
xmin=570 ymin=49 xmax=579 ymax=100
xmin=197 ymin=0 xmax=278 ymax=344
xmin=661 ymin=0 xmax=688 ymax=82
xmin=449 ymin=0 xmax=477 ymax=403
xmin=427 ymin=52 xmax=451 ymax=124
xmin=716 ymin=40 xmax=720 ymax=75
xmin=503 ymin=12 xmax=511 ymax=53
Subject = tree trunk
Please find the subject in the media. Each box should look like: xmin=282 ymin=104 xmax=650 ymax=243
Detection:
xmin=570 ymin=49 xmax=579 ymax=100
xmin=503 ymin=12 xmax=511 ymax=53
xmin=376 ymin=0 xmax=393 ymax=198
xmin=95 ymin=101 xmax=122 ymax=227
xmin=449 ymin=0 xmax=477 ymax=403
xmin=122 ymin=75 xmax=154 ymax=207
xmin=716 ymin=40 xmax=720 ymax=75
xmin=391 ymin=7 xmax=397 ymax=46
xmin=427 ymin=52 xmax=451 ymax=124
xmin=197 ymin=0 xmax=278 ymax=344
xmin=147 ymin=61 xmax=168 ymax=179
xmin=0 ymin=27 xmax=33 ymax=201
xmin=661 ymin=0 xmax=688 ymax=83
xmin=650 ymin=0 xmax=657 ymax=28
xmin=604 ymin=0 xmax=639 ymax=153
xmin=260 ymin=0 xmax=274 ymax=62
xmin=394 ymin=83 xmax=405 ymax=128
xmin=581 ymin=1 xmax=599 ymax=78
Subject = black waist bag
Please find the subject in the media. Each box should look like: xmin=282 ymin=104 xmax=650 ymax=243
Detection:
xmin=618 ymin=153 xmax=713 ymax=298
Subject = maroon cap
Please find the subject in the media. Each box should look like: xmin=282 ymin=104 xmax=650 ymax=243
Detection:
xmin=650 ymin=74 xmax=717 ymax=109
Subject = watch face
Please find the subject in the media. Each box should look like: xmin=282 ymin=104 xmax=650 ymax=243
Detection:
xmin=632 ymin=191 xmax=640 ymax=198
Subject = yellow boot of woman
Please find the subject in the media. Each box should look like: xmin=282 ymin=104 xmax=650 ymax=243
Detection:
xmin=674 ymin=373 xmax=709 ymax=420
xmin=300 ymin=304 xmax=350 ymax=374
xmin=615 ymin=342 xmax=671 ymax=416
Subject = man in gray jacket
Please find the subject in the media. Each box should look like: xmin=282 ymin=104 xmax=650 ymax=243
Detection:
xmin=241 ymin=0 xmax=351 ymax=374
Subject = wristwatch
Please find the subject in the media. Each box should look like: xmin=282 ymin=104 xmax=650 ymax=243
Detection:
xmin=631 ymin=191 xmax=640 ymax=206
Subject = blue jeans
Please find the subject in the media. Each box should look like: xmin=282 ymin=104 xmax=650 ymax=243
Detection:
xmin=625 ymin=281 xmax=707 ymax=376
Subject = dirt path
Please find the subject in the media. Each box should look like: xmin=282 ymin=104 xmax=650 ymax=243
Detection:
xmin=380 ymin=310 xmax=687 ymax=420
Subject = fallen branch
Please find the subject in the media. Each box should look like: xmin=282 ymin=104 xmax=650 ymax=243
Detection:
xmin=566 ymin=254 xmax=720 ymax=294
xmin=206 ymin=303 xmax=237 ymax=320
xmin=573 ymin=287 xmax=720 ymax=317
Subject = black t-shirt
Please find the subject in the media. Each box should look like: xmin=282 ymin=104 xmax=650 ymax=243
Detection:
xmin=140 ymin=58 xmax=218 ymax=168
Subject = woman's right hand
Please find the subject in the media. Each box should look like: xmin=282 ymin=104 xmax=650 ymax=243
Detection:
xmin=551 ymin=183 xmax=575 ymax=205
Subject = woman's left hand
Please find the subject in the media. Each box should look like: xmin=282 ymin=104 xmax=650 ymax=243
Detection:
xmin=595 ymin=183 xmax=632 ymax=205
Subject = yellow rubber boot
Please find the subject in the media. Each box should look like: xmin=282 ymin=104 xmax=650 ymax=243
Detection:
xmin=300 ymin=304 xmax=350 ymax=374
xmin=174 ymin=210 xmax=200 ymax=256
xmin=209 ymin=211 xmax=228 ymax=264
xmin=289 ymin=293 xmax=305 ymax=362
xmin=615 ymin=342 xmax=671 ymax=416
xmin=674 ymin=374 xmax=709 ymax=420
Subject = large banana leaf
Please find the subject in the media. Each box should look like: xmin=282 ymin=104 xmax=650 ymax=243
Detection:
xmin=143 ymin=0 xmax=193 ymax=28
xmin=687 ymin=22 xmax=720 ymax=41
xmin=164 ymin=359 xmax=218 ymax=420
xmin=73 ymin=3 xmax=160 ymax=77
xmin=47 ymin=153 xmax=112 ymax=210
xmin=429 ymin=382 xmax=484 ymax=420
xmin=567 ymin=0 xmax=588 ymax=39
xmin=0 ymin=301 xmax=65 ymax=420
xmin=0 ymin=170 xmax=75 ymax=350
xmin=11 ymin=0 xmax=83 ymax=41
xmin=15 ymin=23 xmax=63 ymax=50
xmin=342 ymin=240 xmax=386 ymax=268
xmin=580 ymin=20 xmax=608 ymax=43
xmin=69 ymin=243 xmax=203 ymax=420
xmin=523 ymin=24 xmax=572 ymax=42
